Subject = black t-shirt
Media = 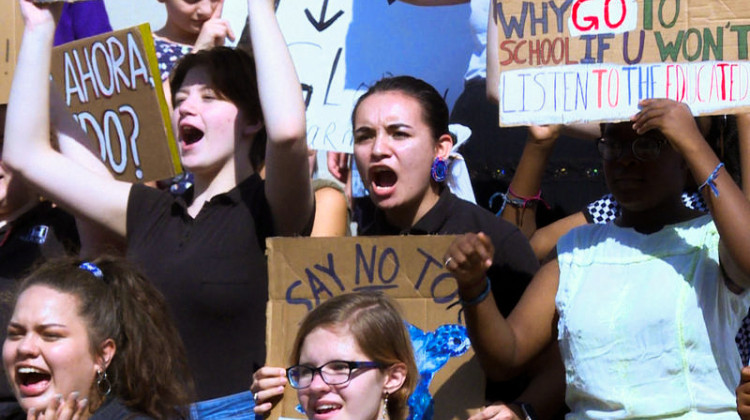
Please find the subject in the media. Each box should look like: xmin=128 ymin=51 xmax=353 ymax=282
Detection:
xmin=126 ymin=174 xmax=282 ymax=400
xmin=90 ymin=397 xmax=155 ymax=420
xmin=0 ymin=202 xmax=80 ymax=405
xmin=362 ymin=189 xmax=540 ymax=402
xmin=0 ymin=202 xmax=79 ymax=281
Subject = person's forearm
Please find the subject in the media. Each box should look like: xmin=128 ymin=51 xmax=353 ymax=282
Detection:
xmin=512 ymin=343 xmax=566 ymax=420
xmin=501 ymin=140 xmax=555 ymax=237
xmin=530 ymin=212 xmax=587 ymax=262
xmin=247 ymin=0 xmax=305 ymax=145
xmin=462 ymin=293 xmax=523 ymax=380
xmin=50 ymin=82 xmax=112 ymax=178
xmin=736 ymin=114 xmax=750 ymax=200
xmin=682 ymin=132 xmax=750 ymax=285
xmin=248 ymin=0 xmax=313 ymax=236
xmin=486 ymin=0 xmax=499 ymax=104
xmin=4 ymin=19 xmax=56 ymax=174
xmin=500 ymin=125 xmax=559 ymax=237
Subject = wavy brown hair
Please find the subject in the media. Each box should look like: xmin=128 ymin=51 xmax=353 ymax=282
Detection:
xmin=12 ymin=256 xmax=195 ymax=418
xmin=290 ymin=292 xmax=418 ymax=420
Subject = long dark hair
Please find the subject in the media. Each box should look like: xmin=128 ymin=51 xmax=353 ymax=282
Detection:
xmin=12 ymin=256 xmax=195 ymax=418
xmin=351 ymin=75 xmax=450 ymax=141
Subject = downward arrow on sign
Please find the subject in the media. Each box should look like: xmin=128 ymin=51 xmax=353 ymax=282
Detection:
xmin=304 ymin=0 xmax=344 ymax=32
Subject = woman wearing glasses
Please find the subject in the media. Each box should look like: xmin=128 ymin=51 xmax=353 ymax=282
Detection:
xmin=445 ymin=98 xmax=750 ymax=419
xmin=251 ymin=292 xmax=417 ymax=420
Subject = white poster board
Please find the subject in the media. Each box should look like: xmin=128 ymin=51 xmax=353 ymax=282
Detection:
xmin=104 ymin=0 xmax=475 ymax=153
xmin=495 ymin=0 xmax=750 ymax=126
xmin=277 ymin=0 xmax=473 ymax=152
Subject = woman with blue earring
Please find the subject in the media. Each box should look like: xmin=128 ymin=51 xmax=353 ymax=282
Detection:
xmin=352 ymin=76 xmax=555 ymax=410
xmin=253 ymin=76 xmax=561 ymax=416
xmin=430 ymin=156 xmax=447 ymax=183
xmin=347 ymin=76 xmax=567 ymax=415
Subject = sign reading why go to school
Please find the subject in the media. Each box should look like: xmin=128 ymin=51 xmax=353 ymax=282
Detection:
xmin=497 ymin=0 xmax=750 ymax=126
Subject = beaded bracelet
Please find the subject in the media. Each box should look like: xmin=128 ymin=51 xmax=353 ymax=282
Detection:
xmin=699 ymin=162 xmax=724 ymax=197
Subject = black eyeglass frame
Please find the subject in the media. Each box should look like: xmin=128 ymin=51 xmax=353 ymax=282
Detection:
xmin=286 ymin=360 xmax=383 ymax=389
xmin=596 ymin=135 xmax=667 ymax=162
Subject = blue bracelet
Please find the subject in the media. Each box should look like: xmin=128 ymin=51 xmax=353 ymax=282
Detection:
xmin=699 ymin=162 xmax=724 ymax=197
xmin=458 ymin=277 xmax=492 ymax=307
xmin=490 ymin=190 xmax=522 ymax=217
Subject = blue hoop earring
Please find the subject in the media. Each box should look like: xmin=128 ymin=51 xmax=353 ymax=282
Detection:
xmin=431 ymin=157 xmax=447 ymax=183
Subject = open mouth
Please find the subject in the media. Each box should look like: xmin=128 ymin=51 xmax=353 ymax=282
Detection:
xmin=370 ymin=168 xmax=397 ymax=192
xmin=314 ymin=403 xmax=342 ymax=417
xmin=180 ymin=126 xmax=204 ymax=146
xmin=16 ymin=366 xmax=51 ymax=396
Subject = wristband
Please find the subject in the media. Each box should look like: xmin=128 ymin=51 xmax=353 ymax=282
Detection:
xmin=699 ymin=162 xmax=724 ymax=197
xmin=458 ymin=277 xmax=491 ymax=307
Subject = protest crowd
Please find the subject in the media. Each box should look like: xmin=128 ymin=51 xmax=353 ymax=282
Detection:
xmin=2 ymin=0 xmax=750 ymax=419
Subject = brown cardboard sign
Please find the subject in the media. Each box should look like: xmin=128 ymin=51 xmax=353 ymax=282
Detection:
xmin=50 ymin=25 xmax=181 ymax=182
xmin=266 ymin=236 xmax=485 ymax=420
xmin=496 ymin=0 xmax=750 ymax=125
xmin=0 ymin=2 xmax=24 ymax=105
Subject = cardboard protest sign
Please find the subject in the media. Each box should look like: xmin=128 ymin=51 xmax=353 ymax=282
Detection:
xmin=496 ymin=0 xmax=750 ymax=125
xmin=50 ymin=25 xmax=181 ymax=182
xmin=0 ymin=2 xmax=24 ymax=105
xmin=266 ymin=236 xmax=485 ymax=420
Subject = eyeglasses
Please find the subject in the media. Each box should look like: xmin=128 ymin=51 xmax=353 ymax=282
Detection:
xmin=597 ymin=136 xmax=665 ymax=162
xmin=286 ymin=360 xmax=382 ymax=389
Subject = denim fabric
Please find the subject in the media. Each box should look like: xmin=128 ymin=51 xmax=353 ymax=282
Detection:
xmin=190 ymin=390 xmax=258 ymax=420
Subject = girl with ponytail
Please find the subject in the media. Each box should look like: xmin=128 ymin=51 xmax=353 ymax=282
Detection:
xmin=2 ymin=256 xmax=194 ymax=419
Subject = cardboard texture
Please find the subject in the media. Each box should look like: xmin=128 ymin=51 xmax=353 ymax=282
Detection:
xmin=266 ymin=236 xmax=485 ymax=420
xmin=49 ymin=25 xmax=181 ymax=182
xmin=0 ymin=2 xmax=24 ymax=104
xmin=496 ymin=0 xmax=750 ymax=125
